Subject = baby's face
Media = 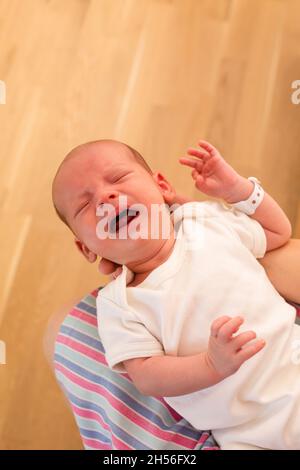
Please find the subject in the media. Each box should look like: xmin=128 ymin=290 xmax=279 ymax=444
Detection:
xmin=53 ymin=142 xmax=174 ymax=266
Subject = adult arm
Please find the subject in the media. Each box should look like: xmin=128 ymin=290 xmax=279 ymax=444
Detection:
xmin=258 ymin=238 xmax=300 ymax=303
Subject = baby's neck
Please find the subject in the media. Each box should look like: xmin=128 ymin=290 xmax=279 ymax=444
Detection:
xmin=126 ymin=227 xmax=176 ymax=286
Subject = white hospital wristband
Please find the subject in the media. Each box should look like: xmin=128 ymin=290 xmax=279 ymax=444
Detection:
xmin=230 ymin=177 xmax=265 ymax=215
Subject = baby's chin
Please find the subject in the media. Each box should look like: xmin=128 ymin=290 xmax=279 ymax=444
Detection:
xmin=99 ymin=236 xmax=168 ymax=265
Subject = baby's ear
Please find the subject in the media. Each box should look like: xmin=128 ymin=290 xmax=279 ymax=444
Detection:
xmin=152 ymin=171 xmax=177 ymax=205
xmin=74 ymin=238 xmax=97 ymax=263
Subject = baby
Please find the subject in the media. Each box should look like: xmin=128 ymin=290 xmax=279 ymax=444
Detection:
xmin=52 ymin=138 xmax=299 ymax=450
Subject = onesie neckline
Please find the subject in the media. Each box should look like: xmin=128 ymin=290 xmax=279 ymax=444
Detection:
xmin=116 ymin=209 xmax=187 ymax=291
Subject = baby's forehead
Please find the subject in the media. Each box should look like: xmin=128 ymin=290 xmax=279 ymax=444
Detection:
xmin=69 ymin=142 xmax=133 ymax=170
xmin=53 ymin=140 xmax=137 ymax=217
xmin=60 ymin=147 xmax=135 ymax=194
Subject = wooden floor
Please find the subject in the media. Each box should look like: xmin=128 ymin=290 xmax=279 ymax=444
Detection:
xmin=0 ymin=0 xmax=299 ymax=450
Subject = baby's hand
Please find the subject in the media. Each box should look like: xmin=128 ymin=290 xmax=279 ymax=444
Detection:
xmin=179 ymin=140 xmax=241 ymax=200
xmin=205 ymin=316 xmax=266 ymax=380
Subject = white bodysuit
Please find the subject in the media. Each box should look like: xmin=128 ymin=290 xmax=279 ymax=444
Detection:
xmin=96 ymin=201 xmax=300 ymax=450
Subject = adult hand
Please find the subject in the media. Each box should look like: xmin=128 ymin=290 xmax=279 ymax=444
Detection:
xmin=98 ymin=257 xmax=123 ymax=280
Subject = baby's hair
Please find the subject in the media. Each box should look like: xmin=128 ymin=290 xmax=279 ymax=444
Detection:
xmin=52 ymin=141 xmax=152 ymax=232
xmin=124 ymin=143 xmax=153 ymax=176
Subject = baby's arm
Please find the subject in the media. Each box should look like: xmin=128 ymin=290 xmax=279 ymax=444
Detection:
xmin=179 ymin=140 xmax=292 ymax=252
xmin=225 ymin=178 xmax=292 ymax=252
xmin=123 ymin=316 xmax=265 ymax=397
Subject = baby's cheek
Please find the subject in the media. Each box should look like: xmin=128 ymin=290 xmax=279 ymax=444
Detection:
xmin=75 ymin=217 xmax=97 ymax=246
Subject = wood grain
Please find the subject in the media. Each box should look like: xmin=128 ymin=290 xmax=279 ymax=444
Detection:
xmin=0 ymin=0 xmax=299 ymax=449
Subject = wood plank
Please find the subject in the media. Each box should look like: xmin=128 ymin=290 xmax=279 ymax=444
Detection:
xmin=0 ymin=0 xmax=299 ymax=449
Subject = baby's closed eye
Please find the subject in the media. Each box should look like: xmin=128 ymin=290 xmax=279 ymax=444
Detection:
xmin=112 ymin=172 xmax=131 ymax=183
xmin=77 ymin=201 xmax=89 ymax=215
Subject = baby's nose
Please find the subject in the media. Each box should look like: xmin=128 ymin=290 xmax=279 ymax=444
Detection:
xmin=96 ymin=191 xmax=119 ymax=209
xmin=96 ymin=195 xmax=130 ymax=227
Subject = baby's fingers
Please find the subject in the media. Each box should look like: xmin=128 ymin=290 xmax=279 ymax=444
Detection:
xmin=217 ymin=316 xmax=244 ymax=343
xmin=179 ymin=156 xmax=203 ymax=171
xmin=237 ymin=339 xmax=266 ymax=363
xmin=210 ymin=316 xmax=232 ymax=338
xmin=186 ymin=147 xmax=211 ymax=162
xmin=198 ymin=140 xmax=219 ymax=157
xmin=233 ymin=331 xmax=257 ymax=351
xmin=191 ymin=169 xmax=198 ymax=179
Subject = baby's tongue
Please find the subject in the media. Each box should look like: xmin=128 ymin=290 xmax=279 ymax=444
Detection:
xmin=116 ymin=209 xmax=136 ymax=231
xmin=116 ymin=209 xmax=127 ymax=230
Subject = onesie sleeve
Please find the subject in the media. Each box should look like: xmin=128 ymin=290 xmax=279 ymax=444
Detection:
xmin=96 ymin=294 xmax=164 ymax=374
xmin=205 ymin=200 xmax=267 ymax=259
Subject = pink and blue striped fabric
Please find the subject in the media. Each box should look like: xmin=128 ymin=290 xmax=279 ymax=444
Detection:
xmin=54 ymin=287 xmax=300 ymax=450
xmin=54 ymin=287 xmax=218 ymax=450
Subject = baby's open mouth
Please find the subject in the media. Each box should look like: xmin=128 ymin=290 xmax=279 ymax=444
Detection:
xmin=110 ymin=208 xmax=139 ymax=233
